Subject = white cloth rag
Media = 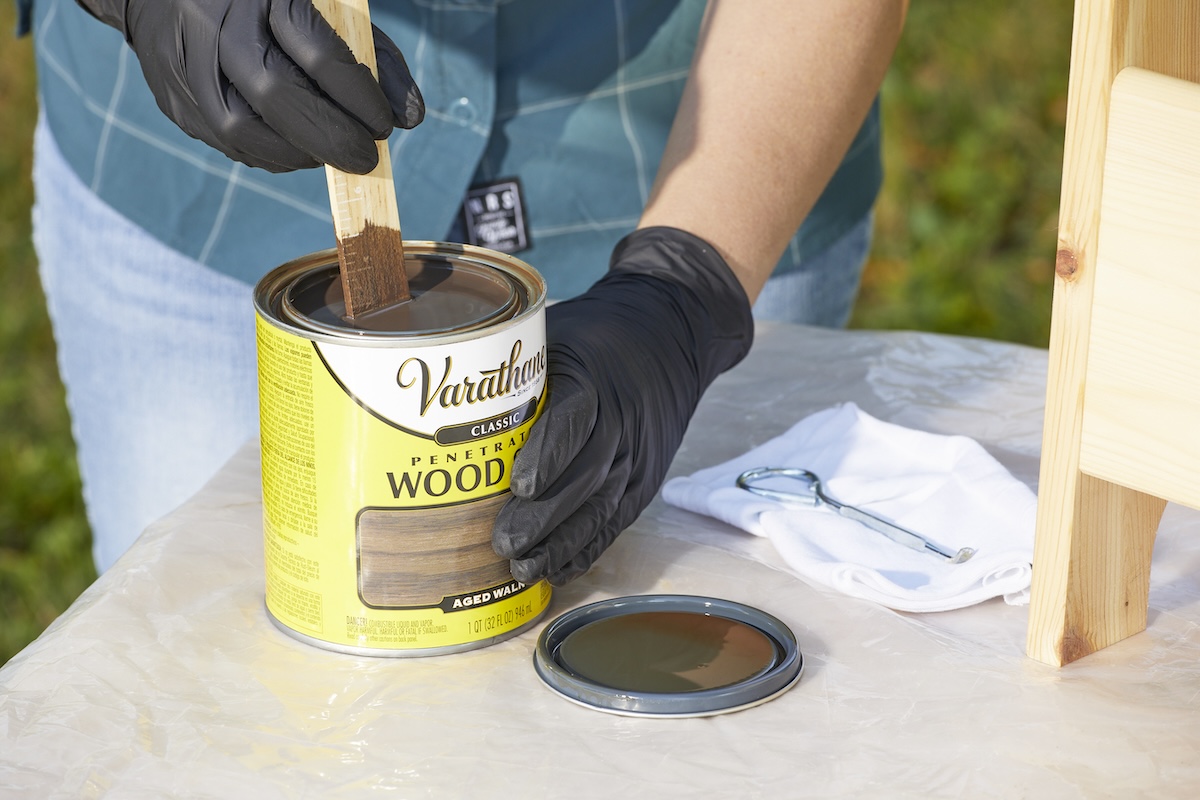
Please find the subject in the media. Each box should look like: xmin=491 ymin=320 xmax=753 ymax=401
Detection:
xmin=661 ymin=403 xmax=1036 ymax=612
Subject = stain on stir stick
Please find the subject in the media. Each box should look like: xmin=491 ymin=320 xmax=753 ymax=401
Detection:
xmin=336 ymin=221 xmax=411 ymax=317
xmin=312 ymin=0 xmax=411 ymax=318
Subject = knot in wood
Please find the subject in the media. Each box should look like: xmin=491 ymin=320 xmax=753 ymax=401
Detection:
xmin=1055 ymin=248 xmax=1079 ymax=281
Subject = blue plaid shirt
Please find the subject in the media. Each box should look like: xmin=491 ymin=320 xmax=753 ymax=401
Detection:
xmin=21 ymin=0 xmax=880 ymax=299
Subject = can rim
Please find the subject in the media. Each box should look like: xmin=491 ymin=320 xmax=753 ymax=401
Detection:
xmin=253 ymin=242 xmax=546 ymax=347
xmin=533 ymin=594 xmax=803 ymax=718
xmin=280 ymin=259 xmax=521 ymax=338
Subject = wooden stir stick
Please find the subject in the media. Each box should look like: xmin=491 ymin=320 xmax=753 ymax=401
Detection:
xmin=310 ymin=0 xmax=410 ymax=318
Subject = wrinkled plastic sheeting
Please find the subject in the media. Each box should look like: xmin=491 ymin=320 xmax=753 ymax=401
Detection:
xmin=3 ymin=324 xmax=1199 ymax=798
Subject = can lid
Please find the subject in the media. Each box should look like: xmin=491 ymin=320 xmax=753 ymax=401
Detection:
xmin=533 ymin=595 xmax=803 ymax=717
xmin=281 ymin=257 xmax=519 ymax=336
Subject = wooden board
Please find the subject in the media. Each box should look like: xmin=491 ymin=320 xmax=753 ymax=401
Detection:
xmin=1080 ymin=67 xmax=1200 ymax=510
xmin=1026 ymin=0 xmax=1200 ymax=667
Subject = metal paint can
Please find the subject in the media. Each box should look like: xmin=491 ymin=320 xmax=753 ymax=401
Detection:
xmin=254 ymin=242 xmax=551 ymax=656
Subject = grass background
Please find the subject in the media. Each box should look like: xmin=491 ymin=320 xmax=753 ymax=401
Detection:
xmin=2 ymin=3 xmax=98 ymax=666
xmin=0 ymin=1 xmax=1073 ymax=665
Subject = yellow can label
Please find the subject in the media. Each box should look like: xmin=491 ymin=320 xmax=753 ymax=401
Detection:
xmin=256 ymin=307 xmax=550 ymax=652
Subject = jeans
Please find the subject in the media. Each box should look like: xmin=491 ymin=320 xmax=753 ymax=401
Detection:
xmin=33 ymin=118 xmax=260 ymax=573
xmin=750 ymin=215 xmax=873 ymax=327
xmin=32 ymin=117 xmax=872 ymax=573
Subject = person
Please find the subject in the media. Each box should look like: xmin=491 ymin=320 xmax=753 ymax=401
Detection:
xmin=19 ymin=0 xmax=906 ymax=580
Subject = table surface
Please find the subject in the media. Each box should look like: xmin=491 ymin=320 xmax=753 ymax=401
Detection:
xmin=3 ymin=324 xmax=1200 ymax=799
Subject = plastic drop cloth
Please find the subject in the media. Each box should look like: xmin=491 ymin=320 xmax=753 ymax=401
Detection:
xmin=3 ymin=324 xmax=1200 ymax=798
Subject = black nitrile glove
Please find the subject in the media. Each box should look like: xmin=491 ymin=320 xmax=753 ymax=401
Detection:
xmin=75 ymin=0 xmax=425 ymax=173
xmin=494 ymin=227 xmax=755 ymax=585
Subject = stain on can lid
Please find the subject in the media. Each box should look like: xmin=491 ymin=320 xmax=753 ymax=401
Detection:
xmin=534 ymin=595 xmax=803 ymax=717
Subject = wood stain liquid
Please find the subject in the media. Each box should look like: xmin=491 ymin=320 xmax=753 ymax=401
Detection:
xmin=254 ymin=242 xmax=551 ymax=655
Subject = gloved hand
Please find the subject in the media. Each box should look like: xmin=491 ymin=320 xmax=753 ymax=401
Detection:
xmin=75 ymin=0 xmax=424 ymax=173
xmin=494 ymin=227 xmax=755 ymax=585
